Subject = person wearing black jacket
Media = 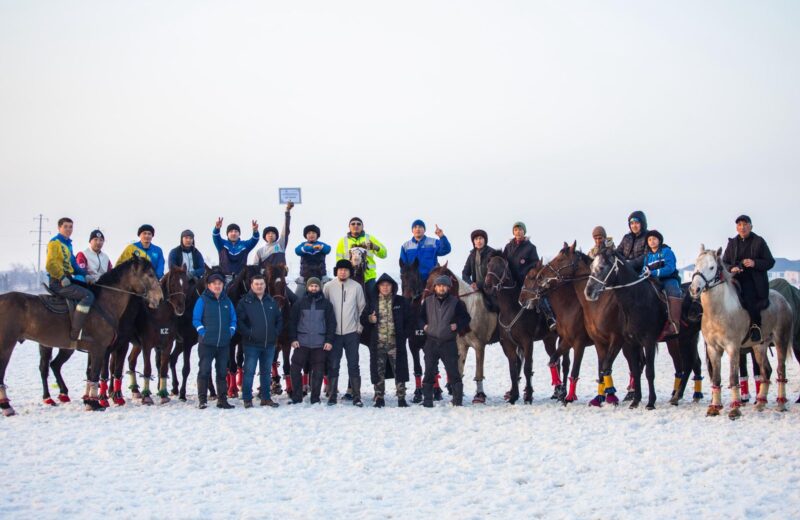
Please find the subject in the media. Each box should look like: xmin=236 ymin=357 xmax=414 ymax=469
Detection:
xmin=360 ymin=273 xmax=414 ymax=408
xmin=462 ymin=229 xmax=498 ymax=312
xmin=287 ymin=278 xmax=336 ymax=404
xmin=722 ymin=215 xmax=775 ymax=342
xmin=236 ymin=274 xmax=284 ymax=408
xmin=618 ymin=210 xmax=648 ymax=261
xmin=502 ymin=222 xmax=539 ymax=285
xmin=419 ymin=275 xmax=471 ymax=407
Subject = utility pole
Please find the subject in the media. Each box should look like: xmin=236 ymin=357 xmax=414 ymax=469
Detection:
xmin=30 ymin=214 xmax=49 ymax=281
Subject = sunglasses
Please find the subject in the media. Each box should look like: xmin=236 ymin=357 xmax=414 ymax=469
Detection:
xmin=350 ymin=222 xmax=363 ymax=226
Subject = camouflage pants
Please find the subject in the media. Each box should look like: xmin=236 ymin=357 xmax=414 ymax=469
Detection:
xmin=374 ymin=343 xmax=406 ymax=399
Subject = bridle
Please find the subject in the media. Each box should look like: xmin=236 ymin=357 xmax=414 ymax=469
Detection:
xmin=690 ymin=256 xmax=725 ymax=296
xmin=587 ymin=254 xmax=648 ymax=292
xmin=485 ymin=260 xmax=516 ymax=293
xmin=163 ymin=270 xmax=188 ymax=316
xmin=520 ymin=254 xmax=587 ymax=306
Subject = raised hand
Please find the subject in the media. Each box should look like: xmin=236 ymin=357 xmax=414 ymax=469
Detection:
xmin=434 ymin=224 xmax=444 ymax=238
xmin=286 ymin=202 xmax=295 ymax=212
xmin=215 ymin=217 xmax=223 ymax=229
xmin=251 ymin=219 xmax=258 ymax=231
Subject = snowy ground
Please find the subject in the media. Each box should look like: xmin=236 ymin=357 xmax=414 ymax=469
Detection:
xmin=1 ymin=339 xmax=799 ymax=519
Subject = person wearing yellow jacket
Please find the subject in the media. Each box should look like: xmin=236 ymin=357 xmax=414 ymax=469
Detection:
xmin=46 ymin=217 xmax=95 ymax=347
xmin=116 ymin=224 xmax=164 ymax=278
xmin=335 ymin=217 xmax=387 ymax=297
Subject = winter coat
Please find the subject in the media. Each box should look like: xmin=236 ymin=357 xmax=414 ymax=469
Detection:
xmin=46 ymin=234 xmax=86 ymax=282
xmin=722 ymin=232 xmax=775 ymax=307
xmin=168 ymin=246 xmax=206 ymax=279
xmin=323 ymin=278 xmax=366 ymax=336
xmin=642 ymin=245 xmax=680 ymax=281
xmin=235 ymin=290 xmax=283 ymax=348
xmin=192 ymin=289 xmax=237 ymax=348
xmin=335 ymin=232 xmax=387 ymax=282
xmin=117 ymin=242 xmax=165 ymax=278
xmin=76 ymin=249 xmax=113 ymax=284
xmin=420 ymin=293 xmax=471 ymax=343
xmin=295 ymin=240 xmax=332 ymax=280
xmin=399 ymin=235 xmax=452 ymax=282
xmin=254 ymin=210 xmax=292 ymax=264
xmin=502 ymin=238 xmax=539 ymax=285
xmin=212 ymin=228 xmax=259 ymax=275
xmin=288 ymin=292 xmax=336 ymax=348
xmin=618 ymin=210 xmax=648 ymax=261
xmin=360 ymin=273 xmax=413 ymax=382
xmin=462 ymin=245 xmax=496 ymax=289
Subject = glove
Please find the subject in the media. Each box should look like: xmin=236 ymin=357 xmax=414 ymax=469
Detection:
xmin=61 ymin=277 xmax=71 ymax=287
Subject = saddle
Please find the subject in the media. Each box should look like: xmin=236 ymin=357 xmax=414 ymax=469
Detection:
xmin=39 ymin=284 xmax=75 ymax=315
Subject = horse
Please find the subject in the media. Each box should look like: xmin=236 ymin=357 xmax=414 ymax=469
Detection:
xmin=425 ymin=263 xmax=497 ymax=403
xmin=400 ymin=258 xmax=428 ymax=402
xmin=689 ymin=246 xmax=793 ymax=419
xmin=768 ymin=278 xmax=800 ymax=402
xmin=484 ymin=253 xmax=561 ymax=404
xmin=262 ymin=256 xmax=294 ymax=398
xmin=0 ymin=256 xmax=163 ymax=415
xmin=585 ymin=246 xmax=692 ymax=410
xmin=348 ymin=246 xmax=369 ymax=287
xmin=125 ymin=265 xmax=190 ymax=404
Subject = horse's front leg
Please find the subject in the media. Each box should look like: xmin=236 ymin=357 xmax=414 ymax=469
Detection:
xmin=51 ymin=348 xmax=75 ymax=403
xmin=752 ymin=345 xmax=772 ymax=411
xmin=39 ymin=345 xmax=54 ymax=404
xmin=141 ymin=345 xmax=154 ymax=405
xmin=473 ymin=343 xmax=487 ymax=403
xmin=726 ymin=345 xmax=743 ymax=419
xmin=502 ymin=341 xmax=519 ymax=404
xmin=644 ymin=345 xmax=657 ymax=410
xmin=84 ymin=348 xmax=106 ymax=412
xmin=705 ymin=344 xmax=724 ymax=416
xmin=522 ymin=343 xmax=534 ymax=404
xmin=666 ymin=338 xmax=683 ymax=404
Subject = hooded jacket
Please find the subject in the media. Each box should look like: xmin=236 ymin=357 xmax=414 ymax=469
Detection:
xmin=360 ymin=273 xmax=413 ymax=382
xmin=323 ymin=277 xmax=367 ymax=336
xmin=288 ymin=291 xmax=336 ymax=348
xmin=236 ymin=290 xmax=283 ymax=347
xmin=618 ymin=210 xmax=648 ymax=261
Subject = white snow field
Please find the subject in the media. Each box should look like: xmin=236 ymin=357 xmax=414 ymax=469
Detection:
xmin=1 ymin=339 xmax=799 ymax=519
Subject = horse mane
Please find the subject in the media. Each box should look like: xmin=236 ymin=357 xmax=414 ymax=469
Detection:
xmin=95 ymin=256 xmax=149 ymax=288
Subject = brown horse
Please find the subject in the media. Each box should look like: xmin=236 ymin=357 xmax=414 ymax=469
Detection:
xmin=400 ymin=258 xmax=427 ymax=402
xmin=484 ymin=254 xmax=561 ymax=404
xmin=0 ymin=256 xmax=162 ymax=415
xmin=263 ymin=258 xmax=293 ymax=397
xmin=126 ymin=265 xmax=190 ymax=405
xmin=520 ymin=253 xmax=595 ymax=404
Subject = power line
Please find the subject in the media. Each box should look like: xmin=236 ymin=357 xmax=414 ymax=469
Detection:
xmin=30 ymin=214 xmax=49 ymax=275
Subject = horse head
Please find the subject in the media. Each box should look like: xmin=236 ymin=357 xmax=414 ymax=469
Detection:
xmin=426 ymin=264 xmax=459 ymax=298
xmin=163 ymin=265 xmax=190 ymax=316
xmin=584 ymin=246 xmax=625 ymax=302
xmin=399 ymin=257 xmax=423 ymax=300
xmin=689 ymin=244 xmax=725 ymax=299
xmin=348 ymin=247 xmax=368 ymax=270
xmin=484 ymin=252 xmax=513 ymax=295
xmin=520 ymin=258 xmax=545 ymax=307
xmin=125 ymin=255 xmax=164 ymax=309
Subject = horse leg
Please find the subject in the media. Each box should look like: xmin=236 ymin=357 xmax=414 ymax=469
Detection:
xmin=544 ymin=337 xmax=560 ymax=399
xmin=411 ymin=344 xmax=423 ymax=403
xmin=502 ymin=342 xmax=519 ymax=404
xmin=39 ymin=345 xmax=56 ymax=405
xmin=140 ymin=346 xmax=154 ymax=405
xmin=170 ymin=340 xmax=182 ymax=396
xmin=626 ymin=346 xmax=642 ymax=409
xmin=666 ymin=339 xmax=683 ymax=404
xmin=558 ymin=347 xmax=570 ymax=401
xmin=750 ymin=349 xmax=762 ymax=403
xmin=0 ymin=340 xmax=17 ymax=417
xmin=705 ymin=345 xmax=723 ymax=416
xmin=774 ymin=332 xmax=789 ymax=412
xmin=180 ymin=345 xmax=192 ymax=401
xmin=738 ymin=349 xmax=751 ymax=403
xmin=83 ymin=348 xmax=106 ymax=412
xmin=112 ymin=343 xmax=129 ymax=405
xmin=727 ymin=346 xmax=743 ymax=420
xmin=644 ymin=345 xmax=657 ymax=410
xmin=51 ymin=348 xmax=75 ymax=403
xmin=522 ymin=344 xmax=534 ymax=404
xmin=752 ymin=346 xmax=772 ymax=411
xmin=472 ymin=344 xmax=487 ymax=404
xmin=127 ymin=344 xmax=142 ymax=399
xmin=157 ymin=341 xmax=172 ymax=404
xmin=270 ymin=347 xmax=283 ymax=396
xmin=564 ymin=346 xmax=585 ymax=404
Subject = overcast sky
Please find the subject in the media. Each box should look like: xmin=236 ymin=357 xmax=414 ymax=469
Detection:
xmin=1 ymin=1 xmax=797 ymax=276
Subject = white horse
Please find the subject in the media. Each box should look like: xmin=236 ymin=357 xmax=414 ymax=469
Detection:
xmin=689 ymin=246 xmax=793 ymax=419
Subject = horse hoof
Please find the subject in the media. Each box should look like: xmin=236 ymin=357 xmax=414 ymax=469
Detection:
xmin=43 ymin=398 xmax=57 ymax=406
xmin=646 ymin=404 xmax=655 ymax=411
xmin=170 ymin=389 xmax=179 ymax=396
xmin=776 ymin=403 xmax=788 ymax=413
xmin=159 ymin=397 xmax=170 ymax=405
xmin=706 ymin=405 xmax=720 ymax=417
xmin=57 ymin=394 xmax=71 ymax=403
xmin=179 ymin=396 xmax=187 ymax=402
xmin=113 ymin=397 xmax=126 ymax=406
xmin=669 ymin=397 xmax=680 ymax=406
xmin=98 ymin=399 xmax=110 ymax=408
xmin=524 ymin=398 xmax=533 ymax=405
xmin=142 ymin=396 xmax=154 ymax=405
xmin=755 ymin=402 xmax=766 ymax=412
xmin=622 ymin=391 xmax=635 ymax=402
xmin=588 ymin=397 xmax=603 ymax=407
xmin=728 ymin=408 xmax=742 ymax=420
xmin=131 ymin=391 xmax=142 ymax=399
xmin=84 ymin=399 xmax=105 ymax=412
xmin=472 ymin=393 xmax=487 ymax=404
xmin=605 ymin=394 xmax=619 ymax=406
xmin=629 ymin=401 xmax=640 ymax=409
xmin=2 ymin=407 xmax=16 ymax=417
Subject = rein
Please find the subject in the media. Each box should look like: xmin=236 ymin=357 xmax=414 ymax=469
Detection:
xmin=588 ymin=256 xmax=649 ymax=291
xmin=93 ymin=283 xmax=149 ymax=299
xmin=691 ymin=265 xmax=725 ymax=295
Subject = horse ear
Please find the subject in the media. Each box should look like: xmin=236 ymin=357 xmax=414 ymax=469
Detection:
xmin=700 ymin=243 xmax=705 ymax=254
xmin=716 ymin=247 xmax=723 ymax=257
xmin=562 ymin=241 xmax=569 ymax=252
xmin=442 ymin=261 xmax=448 ymax=269
xmin=536 ymin=258 xmax=543 ymax=268
xmin=570 ymin=241 xmax=576 ymax=252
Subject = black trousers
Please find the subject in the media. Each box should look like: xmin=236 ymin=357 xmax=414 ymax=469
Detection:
xmin=291 ymin=346 xmax=327 ymax=402
xmin=422 ymin=339 xmax=461 ymax=385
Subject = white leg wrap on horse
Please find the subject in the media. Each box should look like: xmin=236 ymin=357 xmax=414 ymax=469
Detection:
xmin=129 ymin=371 xmax=138 ymax=388
xmin=143 ymin=379 xmax=150 ymax=392
xmin=0 ymin=385 xmax=8 ymax=401
xmin=476 ymin=380 xmax=484 ymax=394
xmin=88 ymin=382 xmax=99 ymax=398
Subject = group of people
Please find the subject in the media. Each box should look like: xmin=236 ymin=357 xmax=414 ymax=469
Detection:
xmin=44 ymin=205 xmax=775 ymax=408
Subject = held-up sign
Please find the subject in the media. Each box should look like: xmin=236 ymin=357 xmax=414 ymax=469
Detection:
xmin=279 ymin=188 xmax=302 ymax=204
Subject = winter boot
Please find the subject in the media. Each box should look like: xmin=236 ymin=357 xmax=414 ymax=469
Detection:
xmin=452 ymin=382 xmax=464 ymax=406
xmin=69 ymin=308 xmax=93 ymax=348
xmin=217 ymin=376 xmax=235 ymax=409
xmin=351 ymin=376 xmax=363 ymax=407
xmin=243 ymin=399 xmax=253 ymax=408
xmin=422 ymin=383 xmax=434 ymax=408
xmin=310 ymin=370 xmax=324 ymax=404
xmin=327 ymin=377 xmax=339 ymax=406
xmin=374 ymin=397 xmax=385 ymax=408
xmin=412 ymin=387 xmax=423 ymax=403
xmin=397 ymin=398 xmax=409 ymax=407
xmin=433 ymin=374 xmax=443 ymax=401
xmin=197 ymin=375 xmax=208 ymax=408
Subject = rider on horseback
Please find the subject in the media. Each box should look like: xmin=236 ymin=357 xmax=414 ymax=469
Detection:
xmin=399 ymin=219 xmax=451 ymax=283
xmin=254 ymin=202 xmax=294 ymax=264
xmin=462 ymin=229 xmax=498 ymax=312
xmin=639 ymin=230 xmax=682 ymax=340
xmin=587 ymin=226 xmax=615 ymax=259
xmin=46 ymin=217 xmax=94 ymax=347
xmin=76 ymin=229 xmax=113 ymax=284
xmin=213 ymin=218 xmax=260 ymax=281
xmin=117 ymin=224 xmax=165 ymax=278
xmin=504 ymin=222 xmax=552 ymax=329
xmin=335 ymin=217 xmax=387 ymax=297
xmin=722 ymin=215 xmax=775 ymax=343
xmin=294 ymin=224 xmax=332 ymax=296
xmin=618 ymin=211 xmax=648 ymax=262
xmin=168 ymin=230 xmax=206 ymax=280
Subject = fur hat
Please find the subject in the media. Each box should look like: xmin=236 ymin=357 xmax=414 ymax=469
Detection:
xmin=262 ymin=226 xmax=279 ymax=240
xmin=512 ymin=221 xmax=527 ymax=234
xmin=226 ymin=223 xmax=241 ymax=234
xmin=137 ymin=224 xmax=154 ymax=236
xmin=470 ymin=229 xmax=488 ymax=243
xmin=433 ymin=275 xmax=452 ymax=288
xmin=306 ymin=277 xmax=321 ymax=289
xmin=411 ymin=219 xmax=426 ymax=230
xmin=89 ymin=229 xmax=105 ymax=241
xmin=304 ymin=224 xmax=321 ymax=238
xmin=645 ymin=229 xmax=664 ymax=245
xmin=334 ymin=259 xmax=354 ymax=277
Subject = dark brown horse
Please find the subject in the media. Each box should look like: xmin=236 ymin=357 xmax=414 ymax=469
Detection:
xmin=484 ymin=254 xmax=561 ymax=404
xmin=263 ymin=257 xmax=293 ymax=397
xmin=125 ymin=265 xmax=190 ymax=405
xmin=520 ymin=252 xmax=595 ymax=404
xmin=400 ymin=258 xmax=427 ymax=403
xmin=0 ymin=256 xmax=162 ymax=415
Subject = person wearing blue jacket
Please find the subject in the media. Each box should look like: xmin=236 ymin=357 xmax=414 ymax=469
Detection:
xmin=640 ymin=230 xmax=682 ymax=339
xmin=399 ymin=219 xmax=451 ymax=283
xmin=236 ymin=274 xmax=284 ymax=408
xmin=212 ymin=217 xmax=260 ymax=278
xmin=192 ymin=272 xmax=238 ymax=409
xmin=294 ymin=224 xmax=332 ymax=297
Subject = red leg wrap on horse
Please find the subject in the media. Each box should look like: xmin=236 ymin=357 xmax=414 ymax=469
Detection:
xmin=550 ymin=365 xmax=562 ymax=387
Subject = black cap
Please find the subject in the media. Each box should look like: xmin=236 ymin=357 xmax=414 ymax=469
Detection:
xmin=207 ymin=273 xmax=225 ymax=284
xmin=349 ymin=217 xmax=363 ymax=226
xmin=735 ymin=214 xmax=752 ymax=224
xmin=262 ymin=226 xmax=279 ymax=240
xmin=137 ymin=224 xmax=155 ymax=236
xmin=89 ymin=229 xmax=105 ymax=241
